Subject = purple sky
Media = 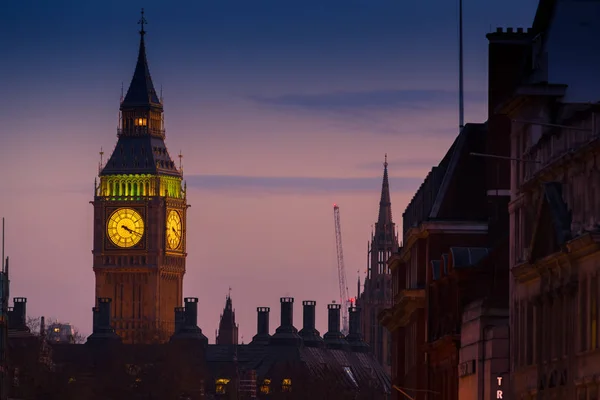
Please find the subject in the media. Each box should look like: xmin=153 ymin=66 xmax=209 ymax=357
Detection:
xmin=0 ymin=0 xmax=538 ymax=341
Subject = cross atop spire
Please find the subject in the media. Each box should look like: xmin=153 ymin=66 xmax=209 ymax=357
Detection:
xmin=138 ymin=8 xmax=147 ymax=36
xmin=121 ymin=9 xmax=161 ymax=109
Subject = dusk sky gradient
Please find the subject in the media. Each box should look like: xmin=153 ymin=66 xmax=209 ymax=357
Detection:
xmin=1 ymin=0 xmax=538 ymax=341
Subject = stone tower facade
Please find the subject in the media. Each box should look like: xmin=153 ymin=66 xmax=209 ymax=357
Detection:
xmin=91 ymin=17 xmax=188 ymax=344
xmin=216 ymin=294 xmax=239 ymax=345
xmin=357 ymin=156 xmax=397 ymax=374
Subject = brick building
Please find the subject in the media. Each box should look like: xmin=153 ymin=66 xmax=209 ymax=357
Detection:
xmin=379 ymin=16 xmax=530 ymax=400
xmin=504 ymin=0 xmax=600 ymax=398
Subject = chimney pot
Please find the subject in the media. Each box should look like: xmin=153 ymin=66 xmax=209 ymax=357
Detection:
xmin=174 ymin=306 xmax=185 ymax=333
xmin=507 ymin=27 xmax=513 ymax=33
xmin=302 ymin=300 xmax=316 ymax=331
xmin=517 ymin=27 xmax=524 ymax=33
xmin=257 ymin=307 xmax=270 ymax=335
xmin=184 ymin=297 xmax=199 ymax=327
xmin=98 ymin=298 xmax=112 ymax=328
xmin=13 ymin=297 xmax=27 ymax=329
xmin=280 ymin=297 xmax=294 ymax=327
xmin=92 ymin=306 xmax=99 ymax=333
xmin=496 ymin=27 xmax=502 ymax=33
xmin=327 ymin=303 xmax=341 ymax=333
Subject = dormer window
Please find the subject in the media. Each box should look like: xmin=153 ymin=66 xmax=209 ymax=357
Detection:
xmin=215 ymin=378 xmax=230 ymax=394
xmin=134 ymin=117 xmax=147 ymax=127
xmin=260 ymin=379 xmax=271 ymax=394
xmin=282 ymin=378 xmax=292 ymax=392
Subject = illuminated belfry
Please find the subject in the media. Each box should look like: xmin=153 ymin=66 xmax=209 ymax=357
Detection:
xmin=91 ymin=9 xmax=188 ymax=344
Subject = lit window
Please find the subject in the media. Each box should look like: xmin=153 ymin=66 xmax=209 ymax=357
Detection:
xmin=260 ymin=378 xmax=271 ymax=394
xmin=54 ymin=328 xmax=60 ymax=332
xmin=134 ymin=118 xmax=147 ymax=127
xmin=215 ymin=378 xmax=230 ymax=394
xmin=282 ymin=378 xmax=292 ymax=392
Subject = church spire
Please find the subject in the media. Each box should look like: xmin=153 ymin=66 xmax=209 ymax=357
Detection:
xmin=121 ymin=8 xmax=161 ymax=109
xmin=216 ymin=292 xmax=239 ymax=345
xmin=377 ymin=154 xmax=393 ymax=226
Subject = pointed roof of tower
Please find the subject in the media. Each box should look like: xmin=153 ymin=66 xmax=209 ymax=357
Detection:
xmin=376 ymin=154 xmax=393 ymax=226
xmin=121 ymin=9 xmax=161 ymax=109
xmin=218 ymin=293 xmax=236 ymax=331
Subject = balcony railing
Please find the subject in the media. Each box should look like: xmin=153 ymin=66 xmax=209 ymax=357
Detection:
xmin=117 ymin=127 xmax=166 ymax=139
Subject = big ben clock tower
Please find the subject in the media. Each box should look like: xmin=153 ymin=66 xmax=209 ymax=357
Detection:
xmin=92 ymin=10 xmax=187 ymax=343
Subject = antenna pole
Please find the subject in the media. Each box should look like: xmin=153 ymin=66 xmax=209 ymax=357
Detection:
xmin=458 ymin=0 xmax=464 ymax=131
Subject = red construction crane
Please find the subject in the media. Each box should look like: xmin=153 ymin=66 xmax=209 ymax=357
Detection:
xmin=333 ymin=204 xmax=351 ymax=335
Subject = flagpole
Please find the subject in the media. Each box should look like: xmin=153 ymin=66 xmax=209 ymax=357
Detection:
xmin=459 ymin=0 xmax=464 ymax=131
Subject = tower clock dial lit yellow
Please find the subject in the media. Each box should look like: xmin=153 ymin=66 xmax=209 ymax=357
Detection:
xmin=166 ymin=210 xmax=182 ymax=250
xmin=107 ymin=208 xmax=145 ymax=248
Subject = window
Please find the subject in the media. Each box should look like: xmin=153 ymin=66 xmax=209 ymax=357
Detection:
xmin=581 ymin=278 xmax=588 ymax=351
xmin=260 ymin=379 xmax=271 ymax=394
xmin=526 ymin=301 xmax=534 ymax=365
xmin=215 ymin=378 xmax=230 ymax=394
xmin=592 ymin=275 xmax=598 ymax=350
xmin=282 ymin=378 xmax=292 ymax=392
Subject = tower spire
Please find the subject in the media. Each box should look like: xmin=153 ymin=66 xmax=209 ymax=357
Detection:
xmin=377 ymin=154 xmax=392 ymax=225
xmin=121 ymin=9 xmax=161 ymax=109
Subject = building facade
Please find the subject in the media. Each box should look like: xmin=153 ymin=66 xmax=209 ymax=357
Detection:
xmin=5 ymin=291 xmax=391 ymax=399
xmin=358 ymin=158 xmax=398 ymax=375
xmin=506 ymin=1 xmax=600 ymax=398
xmin=0 ymin=257 xmax=8 ymax=400
xmin=92 ymin=15 xmax=188 ymax=343
xmin=379 ymin=17 xmax=531 ymax=399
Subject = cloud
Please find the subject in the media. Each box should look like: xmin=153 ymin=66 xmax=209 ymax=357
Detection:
xmin=246 ymin=89 xmax=485 ymax=137
xmin=185 ymin=174 xmax=422 ymax=194
xmin=249 ymin=89 xmax=485 ymax=111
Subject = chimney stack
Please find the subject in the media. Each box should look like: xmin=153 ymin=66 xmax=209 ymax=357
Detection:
xmin=299 ymin=301 xmax=323 ymax=348
xmin=345 ymin=306 xmax=369 ymax=352
xmin=174 ymin=306 xmax=185 ymax=333
xmin=250 ymin=307 xmax=271 ymax=345
xmin=169 ymin=298 xmax=208 ymax=346
xmin=323 ymin=303 xmax=349 ymax=350
xmin=184 ymin=297 xmax=198 ymax=327
xmin=13 ymin=297 xmax=27 ymax=330
xmin=98 ymin=298 xmax=111 ymax=327
xmin=280 ymin=297 xmax=293 ymax=328
xmin=269 ymin=297 xmax=302 ymax=346
xmin=86 ymin=298 xmax=121 ymax=344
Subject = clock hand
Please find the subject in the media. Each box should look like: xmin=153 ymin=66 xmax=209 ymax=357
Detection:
xmin=171 ymin=227 xmax=181 ymax=238
xmin=121 ymin=225 xmax=142 ymax=236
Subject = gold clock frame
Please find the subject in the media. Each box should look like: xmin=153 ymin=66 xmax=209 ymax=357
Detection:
xmin=105 ymin=206 xmax=146 ymax=250
xmin=166 ymin=209 xmax=183 ymax=251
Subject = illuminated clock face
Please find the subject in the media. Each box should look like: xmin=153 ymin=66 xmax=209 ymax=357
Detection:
xmin=107 ymin=208 xmax=145 ymax=248
xmin=166 ymin=210 xmax=182 ymax=250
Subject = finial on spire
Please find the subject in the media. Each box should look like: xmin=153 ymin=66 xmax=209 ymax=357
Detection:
xmin=98 ymin=147 xmax=104 ymax=174
xmin=384 ymin=153 xmax=388 ymax=168
xmin=138 ymin=8 xmax=147 ymax=36
xmin=178 ymin=151 xmax=184 ymax=173
xmin=228 ymin=286 xmax=232 ymax=299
